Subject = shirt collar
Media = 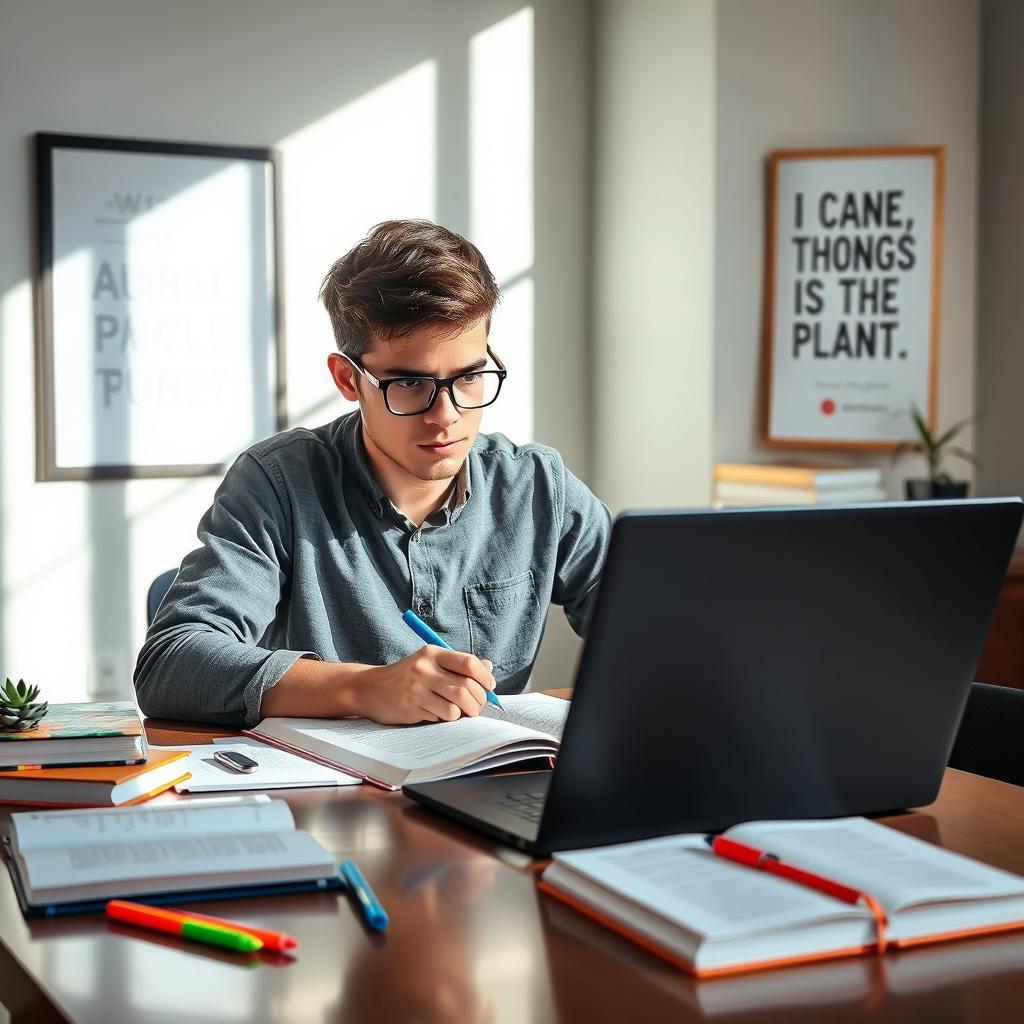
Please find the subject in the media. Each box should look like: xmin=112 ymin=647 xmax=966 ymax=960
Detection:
xmin=338 ymin=410 xmax=473 ymax=526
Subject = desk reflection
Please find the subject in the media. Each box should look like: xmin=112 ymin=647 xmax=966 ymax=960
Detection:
xmin=538 ymin=894 xmax=1024 ymax=1023
xmin=335 ymin=810 xmax=499 ymax=1024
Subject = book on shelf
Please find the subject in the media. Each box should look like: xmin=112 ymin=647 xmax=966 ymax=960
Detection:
xmin=3 ymin=794 xmax=342 ymax=916
xmin=714 ymin=462 xmax=883 ymax=491
xmin=248 ymin=692 xmax=568 ymax=791
xmin=0 ymin=700 xmax=145 ymax=769
xmin=713 ymin=482 xmax=888 ymax=506
xmin=0 ymin=749 xmax=189 ymax=807
xmin=538 ymin=817 xmax=1024 ymax=978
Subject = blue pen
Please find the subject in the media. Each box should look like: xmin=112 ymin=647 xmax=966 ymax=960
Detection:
xmin=402 ymin=608 xmax=503 ymax=710
xmin=341 ymin=858 xmax=389 ymax=932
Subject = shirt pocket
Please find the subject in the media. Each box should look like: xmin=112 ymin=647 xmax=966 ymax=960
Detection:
xmin=464 ymin=570 xmax=543 ymax=681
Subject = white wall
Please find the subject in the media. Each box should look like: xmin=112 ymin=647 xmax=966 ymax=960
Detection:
xmin=977 ymin=0 xmax=1024 ymax=501
xmin=591 ymin=0 xmax=716 ymax=513
xmin=0 ymin=0 xmax=1009 ymax=705
xmin=713 ymin=0 xmax=981 ymax=496
xmin=0 ymin=0 xmax=592 ymax=700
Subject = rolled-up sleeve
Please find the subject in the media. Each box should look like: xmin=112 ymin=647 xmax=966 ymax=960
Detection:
xmin=133 ymin=452 xmax=318 ymax=727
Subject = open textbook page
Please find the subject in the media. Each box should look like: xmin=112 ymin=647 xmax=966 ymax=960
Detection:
xmin=726 ymin=817 xmax=1024 ymax=943
xmin=249 ymin=692 xmax=569 ymax=790
xmin=540 ymin=818 xmax=1024 ymax=976
xmin=5 ymin=795 xmax=336 ymax=906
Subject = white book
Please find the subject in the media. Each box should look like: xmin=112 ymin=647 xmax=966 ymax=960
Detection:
xmin=714 ymin=482 xmax=888 ymax=505
xmin=248 ymin=692 xmax=569 ymax=791
xmin=4 ymin=795 xmax=339 ymax=913
xmin=714 ymin=463 xmax=883 ymax=490
xmin=539 ymin=817 xmax=1024 ymax=977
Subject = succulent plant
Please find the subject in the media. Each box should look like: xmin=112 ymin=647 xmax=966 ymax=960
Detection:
xmin=0 ymin=678 xmax=49 ymax=731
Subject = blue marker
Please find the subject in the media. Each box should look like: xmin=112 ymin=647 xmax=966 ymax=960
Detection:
xmin=340 ymin=858 xmax=389 ymax=932
xmin=402 ymin=608 xmax=503 ymax=710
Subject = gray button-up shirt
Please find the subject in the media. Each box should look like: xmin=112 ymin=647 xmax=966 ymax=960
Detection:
xmin=134 ymin=411 xmax=611 ymax=727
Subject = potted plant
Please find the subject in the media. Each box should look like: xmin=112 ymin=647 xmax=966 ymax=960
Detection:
xmin=895 ymin=405 xmax=979 ymax=500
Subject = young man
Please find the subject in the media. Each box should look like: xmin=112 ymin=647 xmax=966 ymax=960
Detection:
xmin=134 ymin=220 xmax=610 ymax=727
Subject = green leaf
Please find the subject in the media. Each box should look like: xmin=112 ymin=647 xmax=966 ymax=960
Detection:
xmin=948 ymin=446 xmax=981 ymax=468
xmin=934 ymin=416 xmax=976 ymax=453
xmin=910 ymin=405 xmax=935 ymax=451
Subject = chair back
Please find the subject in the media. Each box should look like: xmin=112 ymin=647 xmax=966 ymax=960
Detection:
xmin=949 ymin=681 xmax=1024 ymax=787
xmin=146 ymin=569 xmax=178 ymax=627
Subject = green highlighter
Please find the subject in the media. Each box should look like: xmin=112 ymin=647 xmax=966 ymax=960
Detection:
xmin=181 ymin=920 xmax=263 ymax=953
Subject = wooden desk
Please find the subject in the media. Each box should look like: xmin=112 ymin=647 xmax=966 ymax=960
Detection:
xmin=3 ymin=722 xmax=1024 ymax=1023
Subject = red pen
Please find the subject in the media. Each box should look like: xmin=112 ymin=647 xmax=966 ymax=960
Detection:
xmin=705 ymin=834 xmax=889 ymax=950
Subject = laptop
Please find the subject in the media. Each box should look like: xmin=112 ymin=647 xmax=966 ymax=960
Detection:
xmin=403 ymin=498 xmax=1024 ymax=856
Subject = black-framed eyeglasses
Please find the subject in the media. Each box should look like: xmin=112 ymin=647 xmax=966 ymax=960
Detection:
xmin=346 ymin=346 xmax=507 ymax=416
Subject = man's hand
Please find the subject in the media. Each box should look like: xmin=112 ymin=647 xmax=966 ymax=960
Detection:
xmin=353 ymin=647 xmax=496 ymax=725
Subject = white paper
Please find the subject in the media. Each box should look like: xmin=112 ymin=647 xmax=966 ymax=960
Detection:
xmin=163 ymin=739 xmax=360 ymax=791
xmin=730 ymin=817 xmax=1024 ymax=912
xmin=553 ymin=834 xmax=864 ymax=940
xmin=23 ymin=829 xmax=332 ymax=893
xmin=12 ymin=794 xmax=291 ymax=853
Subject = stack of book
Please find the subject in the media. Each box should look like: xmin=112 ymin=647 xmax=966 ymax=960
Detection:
xmin=0 ymin=700 xmax=189 ymax=807
xmin=713 ymin=462 xmax=886 ymax=508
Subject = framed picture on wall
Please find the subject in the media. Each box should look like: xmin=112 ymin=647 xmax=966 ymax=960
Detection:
xmin=763 ymin=146 xmax=945 ymax=449
xmin=34 ymin=132 xmax=284 ymax=481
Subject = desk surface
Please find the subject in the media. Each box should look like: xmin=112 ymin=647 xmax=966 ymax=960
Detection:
xmin=3 ymin=709 xmax=1024 ymax=1023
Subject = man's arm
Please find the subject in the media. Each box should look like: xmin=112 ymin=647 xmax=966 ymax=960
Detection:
xmin=262 ymin=651 xmax=496 ymax=725
xmin=552 ymin=465 xmax=612 ymax=636
xmin=134 ymin=451 xmax=497 ymax=727
xmin=133 ymin=451 xmax=311 ymax=726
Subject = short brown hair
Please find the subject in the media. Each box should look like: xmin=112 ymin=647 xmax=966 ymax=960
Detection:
xmin=319 ymin=220 xmax=500 ymax=357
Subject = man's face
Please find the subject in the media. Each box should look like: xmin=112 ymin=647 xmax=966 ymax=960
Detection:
xmin=329 ymin=317 xmax=490 ymax=486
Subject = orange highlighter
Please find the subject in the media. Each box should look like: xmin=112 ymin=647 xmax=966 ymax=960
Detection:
xmin=106 ymin=900 xmax=297 ymax=953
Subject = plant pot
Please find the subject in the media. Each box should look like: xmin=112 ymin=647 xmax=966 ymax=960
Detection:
xmin=904 ymin=479 xmax=970 ymax=500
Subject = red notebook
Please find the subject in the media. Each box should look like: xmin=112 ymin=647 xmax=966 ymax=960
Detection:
xmin=538 ymin=817 xmax=1024 ymax=978
xmin=0 ymin=750 xmax=190 ymax=807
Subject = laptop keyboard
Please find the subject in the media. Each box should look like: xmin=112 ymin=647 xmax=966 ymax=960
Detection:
xmin=485 ymin=791 xmax=546 ymax=823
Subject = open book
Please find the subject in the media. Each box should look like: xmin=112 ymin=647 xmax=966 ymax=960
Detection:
xmin=538 ymin=817 xmax=1024 ymax=977
xmin=4 ymin=795 xmax=340 ymax=916
xmin=248 ymin=692 xmax=569 ymax=791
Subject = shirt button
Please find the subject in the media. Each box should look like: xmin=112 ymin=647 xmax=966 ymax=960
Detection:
xmin=416 ymin=599 xmax=431 ymax=616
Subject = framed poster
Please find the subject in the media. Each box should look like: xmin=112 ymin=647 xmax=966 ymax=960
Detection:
xmin=763 ymin=146 xmax=944 ymax=449
xmin=35 ymin=132 xmax=284 ymax=480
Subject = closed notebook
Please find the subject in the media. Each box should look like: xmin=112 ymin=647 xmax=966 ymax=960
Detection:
xmin=0 ymin=749 xmax=190 ymax=807
xmin=538 ymin=818 xmax=1024 ymax=978
xmin=0 ymin=700 xmax=145 ymax=769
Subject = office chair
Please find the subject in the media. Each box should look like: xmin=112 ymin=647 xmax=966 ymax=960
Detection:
xmin=948 ymin=681 xmax=1024 ymax=788
xmin=146 ymin=569 xmax=178 ymax=627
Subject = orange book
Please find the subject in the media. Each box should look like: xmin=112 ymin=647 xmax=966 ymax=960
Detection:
xmin=537 ymin=818 xmax=1024 ymax=978
xmin=0 ymin=749 xmax=190 ymax=807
